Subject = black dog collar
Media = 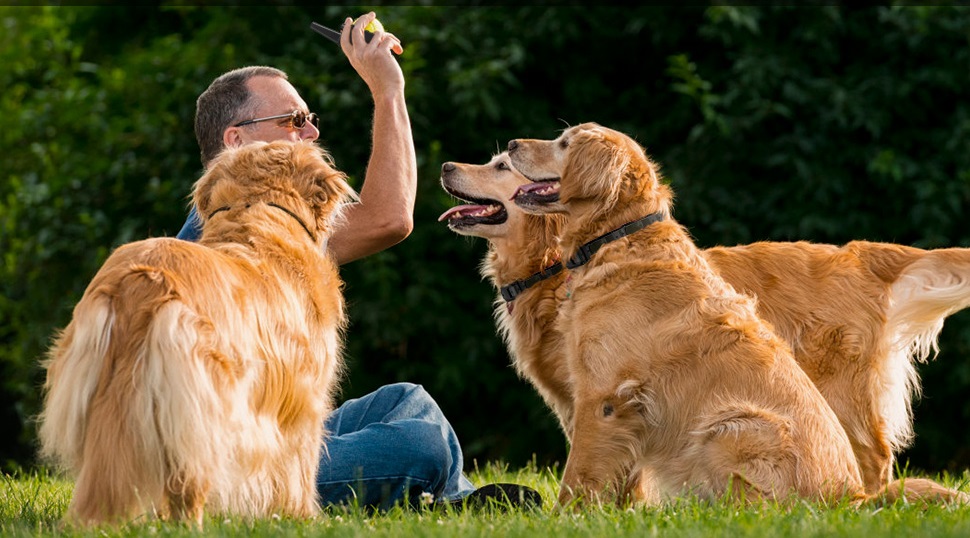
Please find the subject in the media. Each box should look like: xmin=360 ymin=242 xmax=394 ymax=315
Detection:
xmin=207 ymin=203 xmax=315 ymax=242
xmin=500 ymin=262 xmax=564 ymax=303
xmin=565 ymin=212 xmax=666 ymax=269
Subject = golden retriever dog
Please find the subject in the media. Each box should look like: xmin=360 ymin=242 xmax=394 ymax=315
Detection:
xmin=439 ymin=153 xmax=573 ymax=435
xmin=38 ymin=140 xmax=355 ymax=526
xmin=702 ymin=241 xmax=970 ymax=494
xmin=441 ymin=151 xmax=970 ymax=498
xmin=505 ymin=122 xmax=967 ymax=507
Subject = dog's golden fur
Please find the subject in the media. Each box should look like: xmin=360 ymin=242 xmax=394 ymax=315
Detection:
xmin=704 ymin=241 xmax=970 ymax=493
xmin=38 ymin=140 xmax=355 ymax=526
xmin=503 ymin=122 xmax=968 ymax=506
xmin=441 ymin=152 xmax=970 ymax=498
xmin=440 ymin=154 xmax=573 ymax=434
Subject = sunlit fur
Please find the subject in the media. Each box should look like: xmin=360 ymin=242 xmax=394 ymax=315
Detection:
xmin=703 ymin=241 xmax=970 ymax=493
xmin=38 ymin=141 xmax=356 ymax=527
xmin=440 ymin=153 xmax=573 ymax=435
xmin=446 ymin=149 xmax=970 ymax=496
xmin=507 ymin=122 xmax=968 ymax=508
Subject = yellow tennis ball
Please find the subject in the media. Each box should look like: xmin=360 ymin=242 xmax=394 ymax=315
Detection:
xmin=354 ymin=16 xmax=384 ymax=33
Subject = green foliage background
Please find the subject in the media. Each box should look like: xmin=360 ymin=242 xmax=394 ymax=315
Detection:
xmin=2 ymin=5 xmax=969 ymax=475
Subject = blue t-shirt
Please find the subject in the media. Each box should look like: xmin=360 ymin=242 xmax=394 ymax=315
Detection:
xmin=176 ymin=205 xmax=202 ymax=242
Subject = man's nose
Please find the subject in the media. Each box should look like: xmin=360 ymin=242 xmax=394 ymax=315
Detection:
xmin=301 ymin=121 xmax=319 ymax=142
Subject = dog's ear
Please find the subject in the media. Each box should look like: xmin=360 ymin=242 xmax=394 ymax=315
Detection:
xmin=191 ymin=144 xmax=248 ymax=225
xmin=191 ymin=157 xmax=220 ymax=222
xmin=192 ymin=142 xmax=281 ymax=225
xmin=191 ymin=170 xmax=215 ymax=224
xmin=615 ymin=380 xmax=661 ymax=427
xmin=562 ymin=126 xmax=667 ymax=212
xmin=288 ymin=142 xmax=357 ymax=237
xmin=615 ymin=134 xmax=664 ymax=202
xmin=561 ymin=127 xmax=631 ymax=206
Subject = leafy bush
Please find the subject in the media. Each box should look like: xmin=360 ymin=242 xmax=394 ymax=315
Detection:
xmin=2 ymin=6 xmax=969 ymax=474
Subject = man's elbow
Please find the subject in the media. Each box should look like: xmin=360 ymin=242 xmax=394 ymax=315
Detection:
xmin=379 ymin=213 xmax=413 ymax=246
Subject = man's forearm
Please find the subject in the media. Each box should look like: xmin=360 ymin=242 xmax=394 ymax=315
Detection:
xmin=328 ymin=90 xmax=416 ymax=265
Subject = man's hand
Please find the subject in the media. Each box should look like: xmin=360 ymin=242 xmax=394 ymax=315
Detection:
xmin=340 ymin=12 xmax=405 ymax=100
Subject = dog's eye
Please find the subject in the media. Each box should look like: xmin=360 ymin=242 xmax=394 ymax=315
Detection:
xmin=496 ymin=161 xmax=510 ymax=171
xmin=603 ymin=403 xmax=614 ymax=417
xmin=559 ymin=139 xmax=569 ymax=149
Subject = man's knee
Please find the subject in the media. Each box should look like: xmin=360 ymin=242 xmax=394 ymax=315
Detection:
xmin=396 ymin=420 xmax=455 ymax=486
xmin=375 ymin=382 xmax=442 ymax=416
xmin=376 ymin=381 xmax=427 ymax=402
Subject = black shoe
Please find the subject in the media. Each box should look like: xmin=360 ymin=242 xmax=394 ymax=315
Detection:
xmin=445 ymin=483 xmax=543 ymax=512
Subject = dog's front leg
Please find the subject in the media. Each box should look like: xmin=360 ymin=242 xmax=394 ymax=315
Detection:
xmin=558 ymin=394 xmax=641 ymax=508
xmin=165 ymin=469 xmax=209 ymax=528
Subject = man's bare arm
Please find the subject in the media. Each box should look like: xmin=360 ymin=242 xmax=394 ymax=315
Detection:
xmin=328 ymin=13 xmax=416 ymax=265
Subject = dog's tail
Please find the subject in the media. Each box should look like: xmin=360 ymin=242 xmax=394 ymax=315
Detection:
xmin=886 ymin=247 xmax=970 ymax=364
xmin=39 ymin=263 xmax=233 ymax=525
xmin=38 ymin=293 xmax=116 ymax=479
xmin=875 ymin=247 xmax=970 ymax=453
xmin=864 ymin=477 xmax=970 ymax=506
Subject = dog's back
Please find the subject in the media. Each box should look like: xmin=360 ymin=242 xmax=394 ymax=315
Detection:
xmin=39 ymin=141 xmax=350 ymax=526
xmin=559 ymin=217 xmax=867 ymax=502
xmin=41 ymin=239 xmax=241 ymax=522
xmin=705 ymin=239 xmax=970 ymax=491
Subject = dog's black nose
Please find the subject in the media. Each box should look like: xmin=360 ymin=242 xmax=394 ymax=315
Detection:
xmin=507 ymin=140 xmax=518 ymax=153
xmin=442 ymin=162 xmax=456 ymax=173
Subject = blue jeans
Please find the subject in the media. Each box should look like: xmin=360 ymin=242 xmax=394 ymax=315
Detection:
xmin=317 ymin=382 xmax=476 ymax=510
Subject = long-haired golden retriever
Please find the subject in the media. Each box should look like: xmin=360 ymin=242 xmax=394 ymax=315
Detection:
xmin=38 ymin=140 xmax=355 ymax=526
xmin=440 ymin=151 xmax=970 ymax=497
xmin=439 ymin=153 xmax=573 ymax=435
xmin=504 ymin=122 xmax=967 ymax=506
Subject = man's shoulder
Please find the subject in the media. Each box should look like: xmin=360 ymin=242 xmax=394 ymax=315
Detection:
xmin=176 ymin=205 xmax=201 ymax=242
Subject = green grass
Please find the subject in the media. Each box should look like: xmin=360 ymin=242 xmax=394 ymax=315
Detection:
xmin=3 ymin=462 xmax=969 ymax=537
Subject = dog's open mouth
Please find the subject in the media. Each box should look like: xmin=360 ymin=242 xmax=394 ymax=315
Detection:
xmin=511 ymin=180 xmax=560 ymax=206
xmin=438 ymin=187 xmax=508 ymax=228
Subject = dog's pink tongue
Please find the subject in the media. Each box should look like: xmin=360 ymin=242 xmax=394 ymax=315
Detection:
xmin=511 ymin=181 xmax=559 ymax=200
xmin=438 ymin=204 xmax=488 ymax=222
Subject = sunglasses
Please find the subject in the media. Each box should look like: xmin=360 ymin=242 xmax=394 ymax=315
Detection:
xmin=234 ymin=110 xmax=319 ymax=130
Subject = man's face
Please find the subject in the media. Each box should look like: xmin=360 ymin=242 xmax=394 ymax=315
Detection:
xmin=230 ymin=76 xmax=320 ymax=145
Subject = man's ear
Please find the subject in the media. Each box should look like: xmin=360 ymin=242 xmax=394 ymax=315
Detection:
xmin=223 ymin=126 xmax=245 ymax=149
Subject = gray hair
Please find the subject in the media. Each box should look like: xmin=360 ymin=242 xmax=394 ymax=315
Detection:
xmin=194 ymin=66 xmax=288 ymax=167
